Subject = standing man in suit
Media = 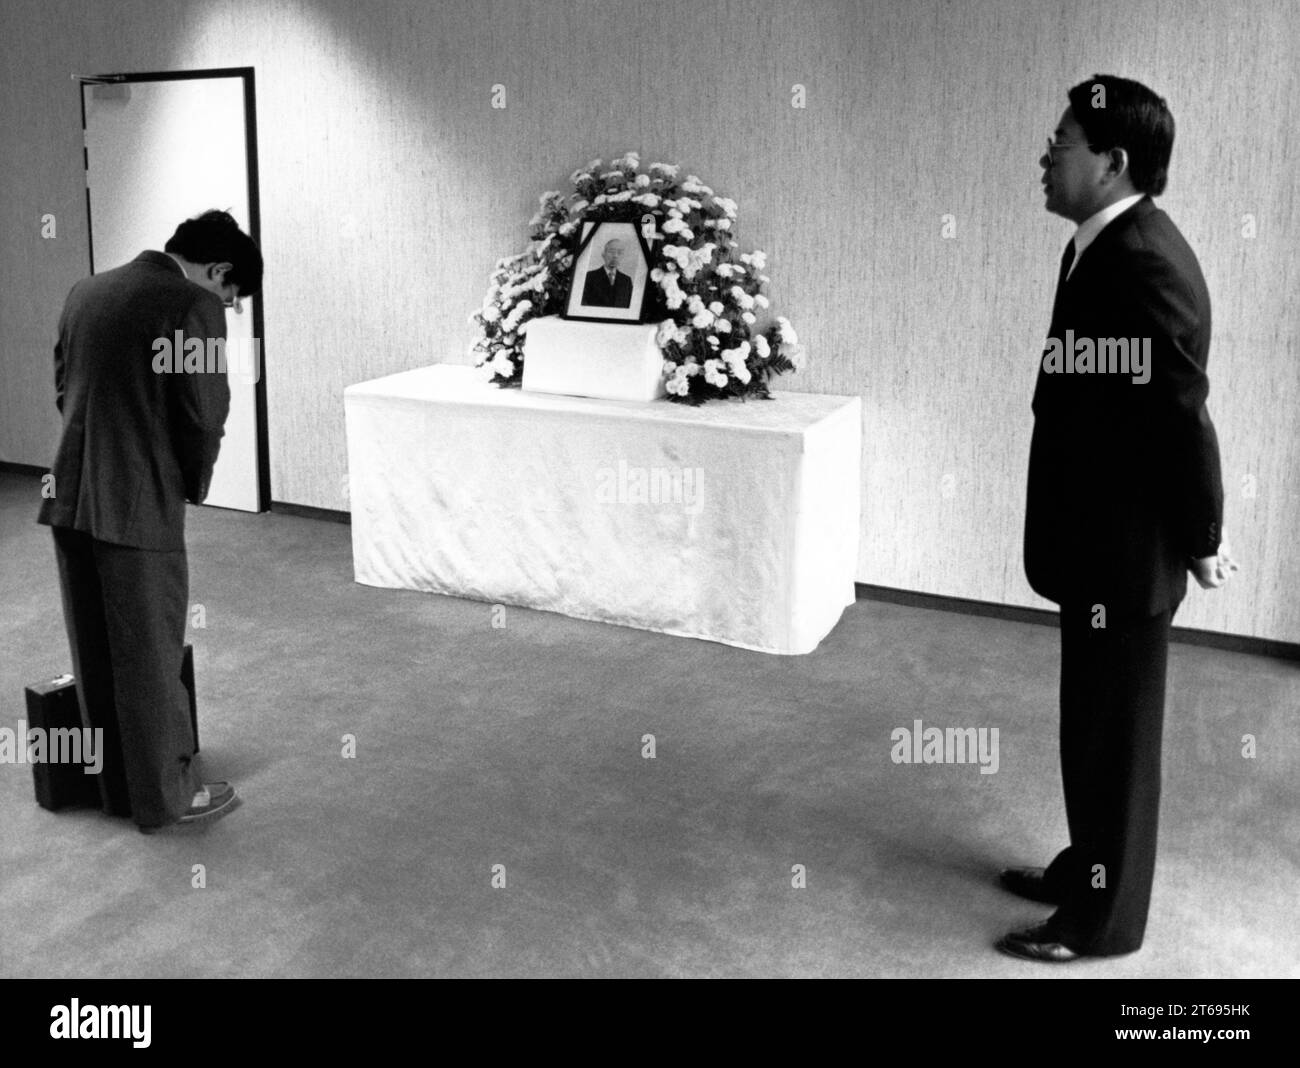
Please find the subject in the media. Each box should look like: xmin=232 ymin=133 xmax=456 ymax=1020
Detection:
xmin=38 ymin=210 xmax=262 ymax=833
xmin=998 ymin=76 xmax=1237 ymax=960
xmin=581 ymin=238 xmax=634 ymax=308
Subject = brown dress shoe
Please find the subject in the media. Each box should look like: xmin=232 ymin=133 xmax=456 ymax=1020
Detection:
xmin=998 ymin=866 xmax=1059 ymax=905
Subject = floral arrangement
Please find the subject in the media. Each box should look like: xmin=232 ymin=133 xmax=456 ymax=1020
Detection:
xmin=469 ymin=152 xmax=805 ymax=404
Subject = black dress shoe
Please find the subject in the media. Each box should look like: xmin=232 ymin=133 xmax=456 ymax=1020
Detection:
xmin=994 ymin=922 xmax=1082 ymax=963
xmin=138 ymin=783 xmax=239 ymax=834
xmin=999 ymin=866 xmax=1059 ymax=905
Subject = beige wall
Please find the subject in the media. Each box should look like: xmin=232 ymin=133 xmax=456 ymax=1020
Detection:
xmin=2 ymin=0 xmax=1296 ymax=642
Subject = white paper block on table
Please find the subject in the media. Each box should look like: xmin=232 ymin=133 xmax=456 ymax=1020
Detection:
xmin=522 ymin=315 xmax=665 ymax=401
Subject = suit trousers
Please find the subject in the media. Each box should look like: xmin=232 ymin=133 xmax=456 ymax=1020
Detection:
xmin=1043 ymin=601 xmax=1175 ymax=955
xmin=51 ymin=526 xmax=201 ymax=827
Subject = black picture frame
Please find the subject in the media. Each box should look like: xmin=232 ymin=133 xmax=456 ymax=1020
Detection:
xmin=562 ymin=220 xmax=655 ymax=324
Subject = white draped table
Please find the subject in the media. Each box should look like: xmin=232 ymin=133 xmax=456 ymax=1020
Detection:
xmin=343 ymin=365 xmax=861 ymax=654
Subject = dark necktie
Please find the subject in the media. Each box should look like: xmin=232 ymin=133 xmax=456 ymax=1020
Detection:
xmin=1059 ymin=239 xmax=1076 ymax=287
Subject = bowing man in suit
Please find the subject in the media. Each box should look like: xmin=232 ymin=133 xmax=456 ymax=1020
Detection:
xmin=581 ymin=238 xmax=634 ymax=308
xmin=37 ymin=210 xmax=262 ymax=833
xmin=997 ymin=76 xmax=1237 ymax=961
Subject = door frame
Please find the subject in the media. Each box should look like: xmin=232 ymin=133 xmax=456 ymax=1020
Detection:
xmin=77 ymin=66 xmax=270 ymax=512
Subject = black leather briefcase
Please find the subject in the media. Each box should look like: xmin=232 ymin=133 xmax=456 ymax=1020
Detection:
xmin=24 ymin=644 xmax=200 ymax=812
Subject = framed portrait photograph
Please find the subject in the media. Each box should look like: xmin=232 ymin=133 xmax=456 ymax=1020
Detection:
xmin=563 ymin=220 xmax=653 ymax=324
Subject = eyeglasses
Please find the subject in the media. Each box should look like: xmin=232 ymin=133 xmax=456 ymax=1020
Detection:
xmin=1045 ymin=137 xmax=1089 ymax=160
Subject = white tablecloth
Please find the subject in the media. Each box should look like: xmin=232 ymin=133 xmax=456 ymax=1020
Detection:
xmin=344 ymin=365 xmax=861 ymax=654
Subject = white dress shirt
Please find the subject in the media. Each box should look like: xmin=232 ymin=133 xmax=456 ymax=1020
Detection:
xmin=1067 ymin=193 xmax=1145 ymax=279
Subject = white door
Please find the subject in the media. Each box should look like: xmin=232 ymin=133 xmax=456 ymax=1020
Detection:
xmin=83 ymin=75 xmax=262 ymax=512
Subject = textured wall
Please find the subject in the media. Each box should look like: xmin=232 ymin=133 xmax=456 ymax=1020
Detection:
xmin=1 ymin=0 xmax=1296 ymax=641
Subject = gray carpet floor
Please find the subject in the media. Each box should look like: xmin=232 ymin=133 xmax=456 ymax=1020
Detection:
xmin=2 ymin=471 xmax=1297 ymax=978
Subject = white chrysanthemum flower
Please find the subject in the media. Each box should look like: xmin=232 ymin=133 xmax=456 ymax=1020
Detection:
xmin=742 ymin=311 xmax=756 ymax=325
xmin=649 ymin=162 xmax=679 ymax=179
xmin=686 ymin=294 xmax=705 ymax=314
xmin=660 ymin=270 xmax=685 ymax=302
xmin=733 ymin=363 xmax=752 ymax=384
xmin=715 ymin=263 xmax=735 ymax=278
xmin=481 ymin=303 xmax=501 ymax=322
xmin=650 ymin=267 xmax=665 ymax=282
xmin=754 ymin=293 xmax=770 ymax=309
xmin=656 ymin=320 xmax=678 ymax=347
xmin=692 ymin=309 xmax=714 ymax=328
xmin=490 ymin=353 xmax=515 ymax=377
xmin=754 ymin=335 xmax=771 ymax=359
xmin=706 ymin=334 xmax=720 ymax=347
xmin=684 ymin=360 xmax=701 ymax=376
xmin=713 ymin=196 xmax=738 ymax=218
xmin=708 ymin=301 xmax=724 ymax=315
xmin=665 ymin=374 xmax=690 ymax=396
xmin=570 ymin=198 xmax=589 ymax=215
xmin=715 ymin=319 xmax=731 ymax=334
xmin=634 ymin=173 xmax=651 ymax=188
xmin=729 ymin=286 xmax=755 ymax=310
xmin=633 ymin=193 xmax=661 ymax=207
xmin=715 ymin=219 xmax=731 ymax=231
xmin=503 ymin=299 xmax=533 ymax=332
xmin=776 ymin=316 xmax=798 ymax=345
xmin=662 ymin=359 xmax=678 ymax=375
xmin=662 ymin=217 xmax=687 ymax=235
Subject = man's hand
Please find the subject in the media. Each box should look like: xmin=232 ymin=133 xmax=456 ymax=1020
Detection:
xmin=1191 ymin=529 xmax=1239 ymax=590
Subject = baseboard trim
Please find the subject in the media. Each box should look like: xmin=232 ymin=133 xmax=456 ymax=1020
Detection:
xmin=855 ymin=583 xmax=1300 ymax=661
xmin=270 ymin=500 xmax=351 ymax=524
xmin=0 ymin=461 xmax=48 ymax=477
xmin=4 ymin=461 xmax=1292 ymax=659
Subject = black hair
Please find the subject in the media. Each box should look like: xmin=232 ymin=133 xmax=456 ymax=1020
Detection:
xmin=164 ymin=210 xmax=263 ymax=296
xmin=1067 ymin=74 xmax=1175 ymax=197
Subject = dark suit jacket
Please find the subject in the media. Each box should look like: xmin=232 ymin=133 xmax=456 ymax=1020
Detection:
xmin=37 ymin=251 xmax=231 ymax=551
xmin=1025 ymin=197 xmax=1223 ymax=619
xmin=581 ymin=267 xmax=633 ymax=308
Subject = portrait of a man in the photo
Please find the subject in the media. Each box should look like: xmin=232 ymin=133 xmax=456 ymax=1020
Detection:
xmin=580 ymin=237 xmax=633 ymax=308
